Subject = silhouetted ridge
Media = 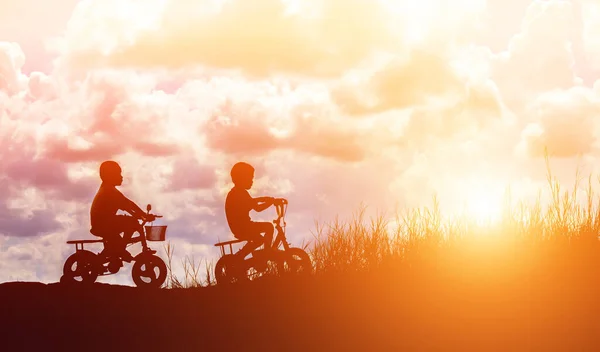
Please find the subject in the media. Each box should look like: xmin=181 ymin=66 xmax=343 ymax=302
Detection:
xmin=3 ymin=260 xmax=600 ymax=351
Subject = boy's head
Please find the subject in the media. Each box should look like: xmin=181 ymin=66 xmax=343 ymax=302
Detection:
xmin=99 ymin=160 xmax=123 ymax=186
xmin=230 ymin=162 xmax=254 ymax=190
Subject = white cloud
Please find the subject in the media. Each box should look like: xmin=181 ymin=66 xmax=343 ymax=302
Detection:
xmin=491 ymin=0 xmax=582 ymax=108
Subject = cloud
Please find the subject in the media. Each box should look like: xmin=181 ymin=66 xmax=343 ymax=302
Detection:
xmin=204 ymin=96 xmax=370 ymax=162
xmin=0 ymin=207 xmax=62 ymax=238
xmin=332 ymin=48 xmax=465 ymax=115
xmin=517 ymin=86 xmax=600 ymax=158
xmin=491 ymin=0 xmax=581 ymax=108
xmin=166 ymin=156 xmax=217 ymax=192
xmin=581 ymin=0 xmax=600 ymax=71
xmin=401 ymin=79 xmax=506 ymax=147
xmin=38 ymin=71 xmax=181 ymax=162
xmin=0 ymin=0 xmax=80 ymax=74
xmin=6 ymin=246 xmax=33 ymax=261
xmin=57 ymin=0 xmax=399 ymax=77
xmin=0 ymin=42 xmax=26 ymax=95
xmin=287 ymin=111 xmax=368 ymax=162
xmin=0 ymin=180 xmax=63 ymax=238
xmin=204 ymin=99 xmax=280 ymax=155
xmin=26 ymin=72 xmax=57 ymax=101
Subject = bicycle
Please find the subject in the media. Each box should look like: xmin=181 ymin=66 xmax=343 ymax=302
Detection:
xmin=214 ymin=198 xmax=312 ymax=284
xmin=60 ymin=204 xmax=168 ymax=288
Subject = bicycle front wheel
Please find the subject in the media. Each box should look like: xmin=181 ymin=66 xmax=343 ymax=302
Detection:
xmin=281 ymin=248 xmax=312 ymax=275
xmin=132 ymin=254 xmax=167 ymax=288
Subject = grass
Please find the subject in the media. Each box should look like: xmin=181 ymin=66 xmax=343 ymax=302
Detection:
xmin=164 ymin=242 xmax=215 ymax=288
xmin=164 ymin=153 xmax=600 ymax=288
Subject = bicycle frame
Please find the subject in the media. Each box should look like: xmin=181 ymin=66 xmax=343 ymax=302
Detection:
xmin=215 ymin=199 xmax=291 ymax=256
xmin=127 ymin=220 xmax=151 ymax=250
xmin=67 ymin=219 xmax=151 ymax=256
xmin=271 ymin=201 xmax=291 ymax=251
xmin=97 ymin=214 xmax=159 ymax=262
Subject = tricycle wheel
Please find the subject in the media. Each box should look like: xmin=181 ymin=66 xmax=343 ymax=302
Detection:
xmin=132 ymin=254 xmax=167 ymax=288
xmin=281 ymin=247 xmax=312 ymax=275
xmin=215 ymin=254 xmax=246 ymax=285
xmin=62 ymin=250 xmax=99 ymax=284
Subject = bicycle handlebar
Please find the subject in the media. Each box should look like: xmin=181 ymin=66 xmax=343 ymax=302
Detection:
xmin=273 ymin=198 xmax=288 ymax=205
xmin=274 ymin=198 xmax=288 ymax=220
xmin=141 ymin=213 xmax=162 ymax=225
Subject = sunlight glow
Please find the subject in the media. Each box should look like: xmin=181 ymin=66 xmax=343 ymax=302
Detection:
xmin=462 ymin=179 xmax=505 ymax=225
xmin=465 ymin=191 xmax=503 ymax=225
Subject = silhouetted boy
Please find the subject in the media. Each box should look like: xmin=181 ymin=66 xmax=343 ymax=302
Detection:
xmin=225 ymin=162 xmax=276 ymax=258
xmin=90 ymin=161 xmax=154 ymax=261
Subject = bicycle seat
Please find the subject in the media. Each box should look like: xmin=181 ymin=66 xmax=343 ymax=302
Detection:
xmin=214 ymin=239 xmax=245 ymax=247
xmin=66 ymin=239 xmax=104 ymax=244
xmin=214 ymin=239 xmax=245 ymax=256
xmin=90 ymin=228 xmax=125 ymax=238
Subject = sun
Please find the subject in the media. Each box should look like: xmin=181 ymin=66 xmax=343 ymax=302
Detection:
xmin=464 ymin=191 xmax=503 ymax=225
xmin=461 ymin=179 xmax=505 ymax=225
xmin=441 ymin=176 xmax=506 ymax=225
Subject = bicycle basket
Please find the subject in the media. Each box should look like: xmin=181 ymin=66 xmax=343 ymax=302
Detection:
xmin=145 ymin=225 xmax=167 ymax=241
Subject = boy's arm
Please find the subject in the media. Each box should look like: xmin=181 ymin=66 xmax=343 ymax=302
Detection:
xmin=252 ymin=196 xmax=274 ymax=212
xmin=117 ymin=192 xmax=149 ymax=220
xmin=124 ymin=199 xmax=147 ymax=219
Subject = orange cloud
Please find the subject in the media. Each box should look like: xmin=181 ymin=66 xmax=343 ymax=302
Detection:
xmin=61 ymin=0 xmax=398 ymax=77
xmin=204 ymin=97 xmax=368 ymax=162
xmin=332 ymin=48 xmax=465 ymax=115
xmin=519 ymin=87 xmax=600 ymax=158
xmin=405 ymin=84 xmax=504 ymax=146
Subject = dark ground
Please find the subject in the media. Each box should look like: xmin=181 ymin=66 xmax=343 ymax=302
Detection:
xmin=2 ymin=260 xmax=600 ymax=352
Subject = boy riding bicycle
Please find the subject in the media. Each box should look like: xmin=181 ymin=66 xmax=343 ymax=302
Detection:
xmin=90 ymin=161 xmax=155 ymax=262
xmin=225 ymin=162 xmax=281 ymax=259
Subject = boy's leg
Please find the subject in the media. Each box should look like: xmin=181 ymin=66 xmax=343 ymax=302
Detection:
xmin=249 ymin=222 xmax=274 ymax=250
xmin=113 ymin=216 xmax=139 ymax=261
xmin=116 ymin=215 xmax=140 ymax=242
xmin=100 ymin=232 xmax=124 ymax=257
xmin=235 ymin=235 xmax=262 ymax=259
xmin=234 ymin=222 xmax=274 ymax=258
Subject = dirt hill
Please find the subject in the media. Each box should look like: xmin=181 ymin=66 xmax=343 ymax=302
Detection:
xmin=2 ymin=265 xmax=600 ymax=351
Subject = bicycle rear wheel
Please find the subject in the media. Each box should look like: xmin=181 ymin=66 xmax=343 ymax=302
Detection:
xmin=61 ymin=250 xmax=100 ymax=284
xmin=215 ymin=254 xmax=247 ymax=285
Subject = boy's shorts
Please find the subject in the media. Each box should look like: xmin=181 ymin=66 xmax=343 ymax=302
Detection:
xmin=233 ymin=221 xmax=273 ymax=243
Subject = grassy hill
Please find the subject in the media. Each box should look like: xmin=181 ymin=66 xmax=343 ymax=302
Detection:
xmin=3 ymin=248 xmax=600 ymax=351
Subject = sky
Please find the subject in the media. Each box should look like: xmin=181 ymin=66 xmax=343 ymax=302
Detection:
xmin=2 ymin=0 xmax=600 ymax=285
